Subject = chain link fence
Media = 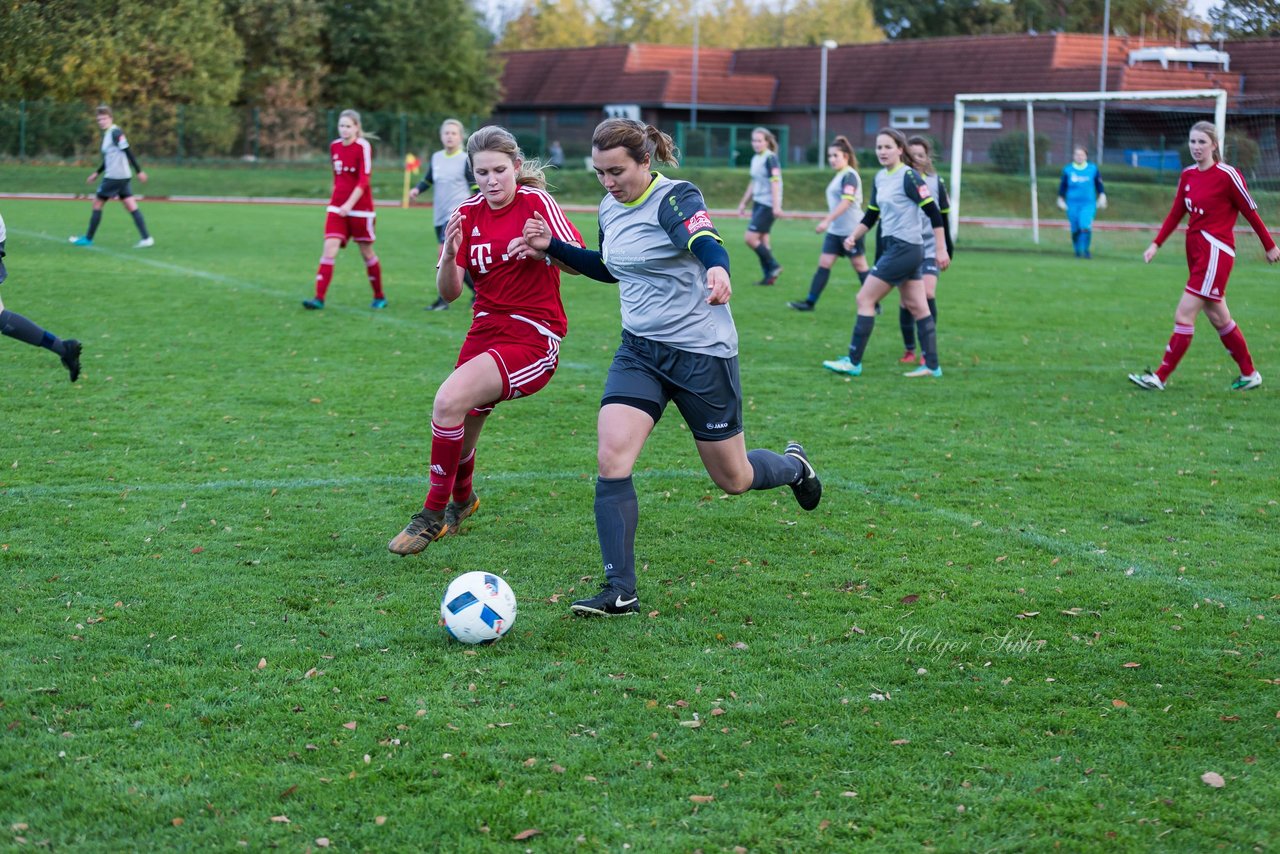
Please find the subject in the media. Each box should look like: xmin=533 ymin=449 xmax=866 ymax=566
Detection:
xmin=0 ymin=101 xmax=489 ymax=164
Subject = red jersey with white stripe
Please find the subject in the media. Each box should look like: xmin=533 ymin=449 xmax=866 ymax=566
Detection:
xmin=454 ymin=186 xmax=583 ymax=338
xmin=1154 ymin=162 xmax=1276 ymax=252
xmin=329 ymin=138 xmax=374 ymax=212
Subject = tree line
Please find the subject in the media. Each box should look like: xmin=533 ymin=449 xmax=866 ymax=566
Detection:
xmin=2 ymin=0 xmax=1271 ymax=123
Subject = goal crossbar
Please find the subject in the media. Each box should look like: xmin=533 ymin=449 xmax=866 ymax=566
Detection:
xmin=949 ymin=89 xmax=1227 ymax=241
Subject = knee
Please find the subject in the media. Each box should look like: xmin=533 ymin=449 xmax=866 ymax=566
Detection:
xmin=710 ymin=470 xmax=751 ymax=495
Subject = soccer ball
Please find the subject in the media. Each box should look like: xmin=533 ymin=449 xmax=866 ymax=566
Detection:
xmin=440 ymin=571 xmax=517 ymax=644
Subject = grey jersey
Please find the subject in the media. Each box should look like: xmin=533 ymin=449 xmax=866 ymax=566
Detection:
xmin=826 ymin=166 xmax=863 ymax=236
xmin=425 ymin=149 xmax=474 ymax=227
xmin=101 ymin=125 xmax=133 ymax=179
xmin=917 ymin=173 xmax=951 ymax=257
xmin=599 ymin=174 xmax=737 ymax=358
xmin=748 ymin=151 xmax=782 ymax=206
xmin=868 ymin=165 xmax=934 ymax=245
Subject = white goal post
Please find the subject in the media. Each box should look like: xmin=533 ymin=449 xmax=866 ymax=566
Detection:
xmin=949 ymin=89 xmax=1227 ymax=242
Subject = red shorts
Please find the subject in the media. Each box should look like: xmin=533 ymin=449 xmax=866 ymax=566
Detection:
xmin=1184 ymin=231 xmax=1235 ymax=302
xmin=456 ymin=312 xmax=562 ymax=414
xmin=324 ymin=207 xmax=376 ymax=246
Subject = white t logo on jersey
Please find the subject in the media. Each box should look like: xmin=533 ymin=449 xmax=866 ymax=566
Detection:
xmin=470 ymin=243 xmax=493 ymax=274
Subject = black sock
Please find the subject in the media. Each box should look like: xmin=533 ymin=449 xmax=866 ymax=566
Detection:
xmin=1 ymin=309 xmax=63 ymax=353
xmin=131 ymin=209 xmax=150 ymax=239
xmin=747 ymin=448 xmax=803 ymax=491
xmin=806 ymin=267 xmax=831 ymax=304
xmin=899 ymin=305 xmax=916 ymax=350
xmin=857 ymin=269 xmax=869 ymax=284
xmin=849 ymin=314 xmax=876 ymax=364
xmin=86 ymin=210 xmax=102 ymax=240
xmin=916 ymin=315 xmax=939 ymax=370
xmin=753 ymin=244 xmax=776 ymax=274
xmin=927 ymin=297 xmax=937 ymax=322
xmin=594 ymin=476 xmax=638 ymax=595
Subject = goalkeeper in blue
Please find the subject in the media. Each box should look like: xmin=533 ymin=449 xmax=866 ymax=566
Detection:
xmin=1057 ymin=145 xmax=1107 ymax=258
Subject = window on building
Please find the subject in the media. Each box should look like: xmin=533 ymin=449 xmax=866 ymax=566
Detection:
xmin=558 ymin=110 xmax=589 ymax=127
xmin=863 ymin=112 xmax=880 ymax=135
xmin=889 ymin=108 xmax=929 ymax=129
xmin=963 ymin=107 xmax=1003 ymax=129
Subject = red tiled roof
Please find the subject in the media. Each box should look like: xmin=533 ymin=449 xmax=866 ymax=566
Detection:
xmin=497 ymin=34 xmax=1277 ymax=112
xmin=499 ymin=44 xmax=775 ymax=109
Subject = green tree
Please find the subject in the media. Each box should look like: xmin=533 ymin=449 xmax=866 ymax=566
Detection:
xmin=496 ymin=0 xmax=604 ymax=50
xmin=603 ymin=0 xmax=692 ymax=44
xmin=752 ymin=0 xmax=883 ymax=47
xmin=872 ymin=0 xmax=1017 ymax=38
xmin=1209 ymin=0 xmax=1280 ymax=36
xmin=323 ymin=0 xmax=500 ymax=116
xmin=225 ymin=0 xmax=329 ymax=106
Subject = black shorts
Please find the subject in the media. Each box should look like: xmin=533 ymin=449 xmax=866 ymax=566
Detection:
xmin=747 ymin=202 xmax=775 ymax=235
xmin=96 ymin=178 xmax=133 ymax=200
xmin=602 ymin=330 xmax=744 ymax=442
xmin=434 ymin=224 xmax=446 ymax=243
xmin=917 ymin=257 xmax=939 ymax=278
xmin=869 ymin=236 xmax=924 ymax=286
xmin=824 ymin=232 xmax=864 ymax=258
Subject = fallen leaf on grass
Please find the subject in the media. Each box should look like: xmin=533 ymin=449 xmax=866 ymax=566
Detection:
xmin=1122 ymin=662 xmax=1141 ymax=668
xmin=890 ymin=738 xmax=910 ymax=745
xmin=1201 ymin=771 xmax=1226 ymax=788
xmin=191 ymin=547 xmax=204 ymax=554
xmin=1016 ymin=612 xmax=1039 ymax=619
xmin=342 ymin=722 xmax=357 ymax=730
xmin=900 ymin=594 xmax=919 ymax=605
xmin=258 ymin=658 xmax=267 ymax=670
xmin=304 ymin=668 xmax=319 ymax=679
xmin=270 ymin=815 xmax=290 ymax=824
xmin=681 ymin=720 xmax=702 ymax=728
xmin=375 ymin=816 xmax=387 ymax=825
xmin=689 ymin=795 xmax=715 ymax=803
xmin=1219 ymin=715 xmax=1240 ymax=722
xmin=512 ymin=828 xmax=541 ymax=840
xmin=171 ymin=817 xmax=184 ymax=826
xmin=1112 ymin=699 xmax=1128 ymax=708
xmin=841 ymin=791 xmax=858 ymax=798
xmin=315 ymin=838 xmax=330 ymax=848
xmin=279 ymin=785 xmax=297 ymax=800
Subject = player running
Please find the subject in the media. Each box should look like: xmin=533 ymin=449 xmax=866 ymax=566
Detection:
xmin=303 ymin=109 xmax=386 ymax=310
xmin=736 ymin=127 xmax=785 ymax=286
xmin=788 ymin=136 xmax=869 ymax=312
xmin=68 ymin=105 xmax=154 ymax=249
xmin=1129 ymin=121 xmax=1280 ymax=392
xmin=388 ymin=126 xmax=583 ymax=555
xmin=822 ymin=128 xmax=950 ymax=379
xmin=4 ymin=211 xmax=83 ymax=381
xmin=523 ymin=118 xmax=821 ymax=617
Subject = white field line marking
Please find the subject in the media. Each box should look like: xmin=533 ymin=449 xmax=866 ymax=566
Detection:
xmin=4 ymin=467 xmax=1237 ymax=603
xmin=11 ymin=226 xmax=454 ymax=331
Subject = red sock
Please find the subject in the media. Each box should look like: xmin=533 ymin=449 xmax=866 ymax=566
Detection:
xmin=365 ymin=254 xmax=383 ymax=299
xmin=453 ymin=449 xmax=476 ymax=503
xmin=315 ymin=257 xmax=335 ymax=300
xmin=424 ymin=421 xmax=465 ymax=511
xmin=1156 ymin=323 xmax=1195 ymax=383
xmin=1216 ymin=321 xmax=1255 ymax=376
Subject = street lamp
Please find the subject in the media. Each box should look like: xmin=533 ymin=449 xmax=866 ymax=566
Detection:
xmin=1096 ymin=0 xmax=1111 ymax=161
xmin=818 ymin=40 xmax=837 ymax=164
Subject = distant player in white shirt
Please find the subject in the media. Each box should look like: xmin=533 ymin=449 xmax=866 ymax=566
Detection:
xmin=69 ymin=105 xmax=154 ymax=248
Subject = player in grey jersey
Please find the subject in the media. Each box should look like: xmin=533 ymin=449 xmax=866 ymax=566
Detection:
xmin=522 ymin=118 xmax=822 ymax=618
xmin=823 ymin=128 xmax=949 ymax=378
xmin=2 ymin=211 xmax=82 ymax=381
xmin=898 ymin=136 xmax=953 ymax=364
xmin=68 ymin=105 xmax=153 ymax=249
xmin=411 ymin=119 xmax=478 ymax=310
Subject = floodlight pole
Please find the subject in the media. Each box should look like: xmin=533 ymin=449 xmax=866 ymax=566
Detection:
xmin=691 ymin=11 xmax=700 ymax=130
xmin=1097 ymin=0 xmax=1111 ymax=160
xmin=818 ymin=40 xmax=836 ymax=164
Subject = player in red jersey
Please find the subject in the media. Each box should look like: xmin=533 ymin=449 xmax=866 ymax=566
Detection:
xmin=388 ymin=126 xmax=583 ymax=555
xmin=302 ymin=109 xmax=386 ymax=310
xmin=1129 ymin=121 xmax=1280 ymax=392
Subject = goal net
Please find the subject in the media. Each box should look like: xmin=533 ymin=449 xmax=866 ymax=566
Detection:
xmin=948 ymin=89 xmax=1251 ymax=248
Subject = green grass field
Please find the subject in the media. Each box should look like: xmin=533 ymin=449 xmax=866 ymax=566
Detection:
xmin=2 ymin=194 xmax=1278 ymax=850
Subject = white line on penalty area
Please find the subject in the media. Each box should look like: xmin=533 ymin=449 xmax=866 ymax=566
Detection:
xmin=2 ymin=467 xmax=1245 ymax=605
